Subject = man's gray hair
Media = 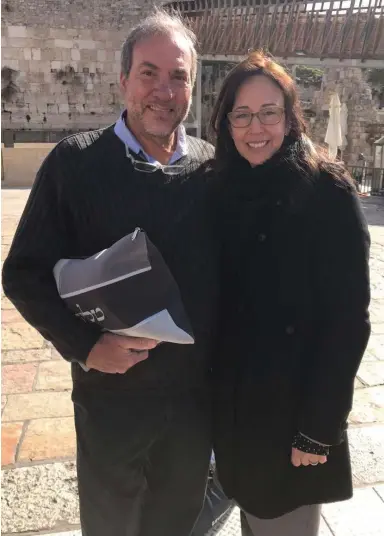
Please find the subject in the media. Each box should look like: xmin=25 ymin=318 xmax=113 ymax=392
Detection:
xmin=121 ymin=9 xmax=198 ymax=86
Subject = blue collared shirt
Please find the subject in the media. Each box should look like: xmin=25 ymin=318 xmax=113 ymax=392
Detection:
xmin=114 ymin=111 xmax=188 ymax=164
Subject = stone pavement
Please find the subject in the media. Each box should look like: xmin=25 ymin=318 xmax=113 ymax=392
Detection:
xmin=1 ymin=189 xmax=384 ymax=535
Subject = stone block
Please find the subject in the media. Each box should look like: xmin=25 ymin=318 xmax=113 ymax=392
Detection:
xmin=2 ymin=309 xmax=27 ymax=323
xmin=60 ymin=49 xmax=72 ymax=62
xmin=51 ymin=60 xmax=63 ymax=71
xmin=322 ymin=488 xmax=384 ymax=536
xmin=106 ymin=50 xmax=117 ymax=63
xmin=67 ymin=29 xmax=79 ymax=37
xmin=2 ymin=296 xmax=16 ymax=310
xmin=2 ymin=395 xmax=7 ymax=412
xmin=71 ymin=49 xmax=81 ymax=61
xmin=104 ymin=72 xmax=119 ymax=84
xmin=18 ymin=417 xmax=76 ymax=462
xmin=2 ymin=363 xmax=38 ymax=394
xmin=2 ymin=392 xmax=73 ymax=422
xmin=2 ymin=58 xmax=20 ymax=70
xmin=8 ymin=26 xmax=27 ymax=39
xmin=58 ymin=103 xmax=70 ymax=114
xmin=57 ymin=93 xmax=70 ymax=105
xmin=54 ymin=39 xmax=74 ymax=49
xmin=77 ymin=39 xmax=96 ymax=50
xmin=29 ymin=82 xmax=41 ymax=93
xmin=357 ymin=362 xmax=384 ymax=387
xmin=349 ymin=386 xmax=384 ymax=425
xmin=79 ymin=29 xmax=93 ymax=39
xmin=39 ymin=61 xmax=52 ymax=75
xmin=49 ymin=28 xmax=71 ymax=40
xmin=23 ymin=48 xmax=32 ymax=60
xmin=97 ymin=49 xmax=106 ymax=62
xmin=28 ymin=26 xmax=50 ymax=39
xmin=45 ymin=38 xmax=56 ymax=49
xmin=81 ymin=49 xmax=98 ymax=62
xmin=349 ymin=426 xmax=384 ymax=487
xmin=95 ymin=30 xmax=110 ymax=41
xmin=1 ymin=348 xmax=51 ymax=365
xmin=362 ymin=350 xmax=378 ymax=363
xmin=2 ymin=47 xmax=24 ymax=60
xmin=41 ymin=48 xmax=56 ymax=62
xmin=1 ymin=462 xmax=80 ymax=533
xmin=53 ymin=47 xmax=65 ymax=61
xmin=29 ymin=60 xmax=47 ymax=74
xmin=114 ymin=50 xmax=121 ymax=62
xmin=1 ymin=422 xmax=24 ymax=466
xmin=8 ymin=37 xmax=35 ymax=49
xmin=368 ymin=335 xmax=384 ymax=361
xmin=23 ymin=92 xmax=36 ymax=105
xmin=2 ymin=322 xmax=45 ymax=351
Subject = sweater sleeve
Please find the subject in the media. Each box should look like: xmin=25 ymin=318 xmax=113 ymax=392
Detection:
xmin=2 ymin=144 xmax=102 ymax=364
xmin=298 ymin=179 xmax=371 ymax=445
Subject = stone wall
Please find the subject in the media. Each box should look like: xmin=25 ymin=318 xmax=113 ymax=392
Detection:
xmin=1 ymin=0 xmax=159 ymax=132
xmin=1 ymin=0 xmax=156 ymax=30
xmin=309 ymin=67 xmax=382 ymax=166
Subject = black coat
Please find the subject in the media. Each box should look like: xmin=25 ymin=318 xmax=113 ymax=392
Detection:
xmin=213 ymin=149 xmax=371 ymax=519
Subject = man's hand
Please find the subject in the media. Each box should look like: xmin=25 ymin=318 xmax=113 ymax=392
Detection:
xmin=291 ymin=448 xmax=327 ymax=467
xmin=86 ymin=333 xmax=158 ymax=374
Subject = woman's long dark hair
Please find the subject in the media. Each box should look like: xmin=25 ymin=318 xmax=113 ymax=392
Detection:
xmin=211 ymin=50 xmax=350 ymax=183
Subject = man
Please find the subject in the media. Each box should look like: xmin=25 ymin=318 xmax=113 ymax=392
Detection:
xmin=2 ymin=11 xmax=218 ymax=536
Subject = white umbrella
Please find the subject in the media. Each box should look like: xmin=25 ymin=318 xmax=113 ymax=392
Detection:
xmin=325 ymin=93 xmax=343 ymax=158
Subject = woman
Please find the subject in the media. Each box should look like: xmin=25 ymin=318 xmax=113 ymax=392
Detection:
xmin=211 ymin=52 xmax=371 ymax=535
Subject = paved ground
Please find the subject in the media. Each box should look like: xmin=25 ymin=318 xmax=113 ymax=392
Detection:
xmin=1 ymin=189 xmax=384 ymax=535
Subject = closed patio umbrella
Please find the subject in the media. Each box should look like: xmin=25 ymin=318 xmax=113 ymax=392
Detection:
xmin=325 ymin=93 xmax=343 ymax=158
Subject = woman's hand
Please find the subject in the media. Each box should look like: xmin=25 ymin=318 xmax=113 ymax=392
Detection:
xmin=291 ymin=447 xmax=327 ymax=467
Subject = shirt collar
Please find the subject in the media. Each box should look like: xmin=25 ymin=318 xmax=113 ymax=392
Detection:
xmin=114 ymin=110 xmax=188 ymax=165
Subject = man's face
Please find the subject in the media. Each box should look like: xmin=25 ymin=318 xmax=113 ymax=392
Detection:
xmin=120 ymin=33 xmax=193 ymax=139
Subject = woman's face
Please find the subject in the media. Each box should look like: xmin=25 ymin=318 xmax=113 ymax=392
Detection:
xmin=229 ymin=75 xmax=287 ymax=166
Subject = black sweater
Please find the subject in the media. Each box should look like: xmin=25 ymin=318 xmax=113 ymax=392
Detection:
xmin=2 ymin=126 xmax=219 ymax=392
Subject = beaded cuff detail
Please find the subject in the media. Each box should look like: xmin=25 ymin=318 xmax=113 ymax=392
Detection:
xmin=292 ymin=432 xmax=330 ymax=456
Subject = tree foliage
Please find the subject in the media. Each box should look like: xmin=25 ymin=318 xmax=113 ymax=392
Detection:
xmin=367 ymin=69 xmax=384 ymax=109
xmin=295 ymin=66 xmax=324 ymax=88
xmin=367 ymin=69 xmax=384 ymax=88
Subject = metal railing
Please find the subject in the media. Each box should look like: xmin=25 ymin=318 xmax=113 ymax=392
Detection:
xmin=348 ymin=166 xmax=384 ymax=196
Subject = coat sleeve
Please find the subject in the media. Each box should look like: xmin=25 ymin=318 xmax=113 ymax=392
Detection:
xmin=298 ymin=179 xmax=371 ymax=445
xmin=2 ymin=144 xmax=102 ymax=364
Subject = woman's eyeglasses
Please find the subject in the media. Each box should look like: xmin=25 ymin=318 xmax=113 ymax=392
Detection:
xmin=227 ymin=106 xmax=284 ymax=128
xmin=125 ymin=146 xmax=184 ymax=175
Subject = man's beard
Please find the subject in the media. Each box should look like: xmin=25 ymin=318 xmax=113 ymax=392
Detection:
xmin=129 ymin=100 xmax=191 ymax=139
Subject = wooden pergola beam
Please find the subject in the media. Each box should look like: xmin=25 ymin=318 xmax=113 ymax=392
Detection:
xmin=165 ymin=0 xmax=384 ymax=60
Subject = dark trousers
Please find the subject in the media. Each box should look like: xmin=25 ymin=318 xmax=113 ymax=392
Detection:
xmin=72 ymin=385 xmax=212 ymax=536
xmin=241 ymin=506 xmax=321 ymax=536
